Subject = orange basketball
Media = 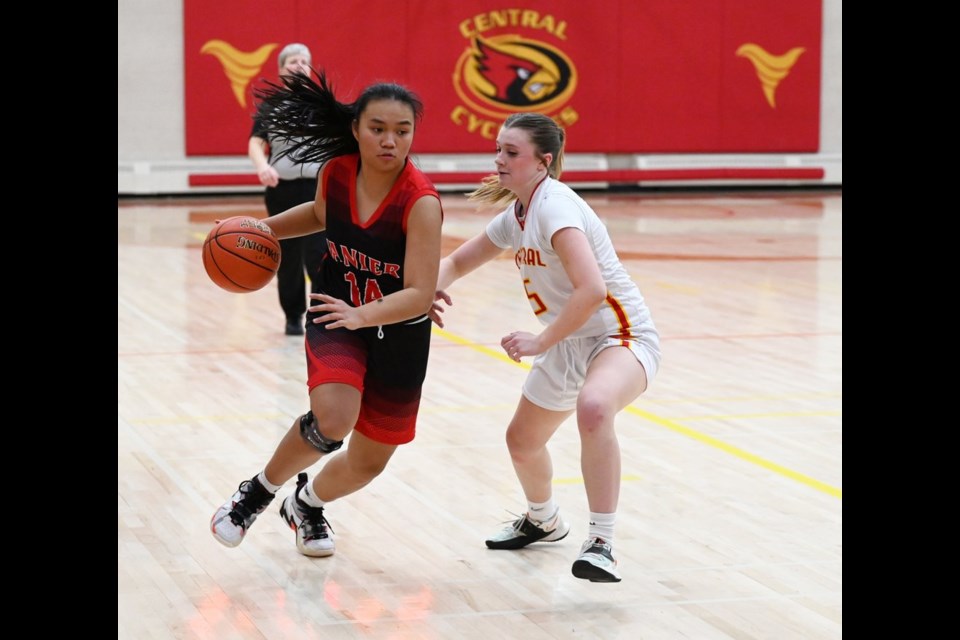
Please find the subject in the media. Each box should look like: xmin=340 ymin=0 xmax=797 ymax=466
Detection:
xmin=202 ymin=216 xmax=281 ymax=293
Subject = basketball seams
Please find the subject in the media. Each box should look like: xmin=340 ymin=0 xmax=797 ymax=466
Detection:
xmin=202 ymin=240 xmax=257 ymax=292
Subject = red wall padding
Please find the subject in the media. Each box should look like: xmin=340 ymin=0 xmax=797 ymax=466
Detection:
xmin=184 ymin=1 xmax=821 ymax=156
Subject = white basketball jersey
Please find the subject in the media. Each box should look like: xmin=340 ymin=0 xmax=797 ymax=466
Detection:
xmin=485 ymin=177 xmax=655 ymax=339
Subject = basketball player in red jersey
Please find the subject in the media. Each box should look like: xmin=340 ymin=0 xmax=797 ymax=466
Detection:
xmin=211 ymin=71 xmax=443 ymax=557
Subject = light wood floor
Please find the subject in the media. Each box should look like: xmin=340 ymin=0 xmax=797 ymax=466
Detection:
xmin=118 ymin=188 xmax=842 ymax=640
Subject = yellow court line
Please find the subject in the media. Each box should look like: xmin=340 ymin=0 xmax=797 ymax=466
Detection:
xmin=681 ymin=410 xmax=841 ymax=420
xmin=624 ymin=405 xmax=841 ymax=499
xmin=432 ymin=326 xmax=531 ymax=368
xmin=431 ymin=326 xmax=842 ymax=500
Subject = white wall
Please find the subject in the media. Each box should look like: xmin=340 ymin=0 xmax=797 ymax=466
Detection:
xmin=118 ymin=1 xmax=841 ymax=195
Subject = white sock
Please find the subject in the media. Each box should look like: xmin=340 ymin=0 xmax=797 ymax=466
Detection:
xmin=299 ymin=481 xmax=326 ymax=508
xmin=257 ymin=471 xmax=282 ymax=493
xmin=588 ymin=512 xmax=616 ymax=544
xmin=527 ymin=498 xmax=558 ymax=524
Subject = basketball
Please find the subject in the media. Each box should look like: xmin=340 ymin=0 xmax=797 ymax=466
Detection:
xmin=202 ymin=216 xmax=281 ymax=293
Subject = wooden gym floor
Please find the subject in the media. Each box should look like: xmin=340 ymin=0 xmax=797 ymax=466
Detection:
xmin=118 ymin=187 xmax=842 ymax=639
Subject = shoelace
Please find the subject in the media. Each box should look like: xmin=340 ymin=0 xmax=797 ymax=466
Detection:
xmin=508 ymin=513 xmax=552 ymax=535
xmin=497 ymin=512 xmax=532 ymax=533
xmin=228 ymin=481 xmax=272 ymax=527
xmin=297 ymin=500 xmax=333 ymax=541
xmin=497 ymin=510 xmax=524 ymax=525
xmin=292 ymin=473 xmax=333 ymax=541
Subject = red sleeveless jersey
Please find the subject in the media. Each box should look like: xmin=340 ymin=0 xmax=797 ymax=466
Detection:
xmin=318 ymin=154 xmax=440 ymax=314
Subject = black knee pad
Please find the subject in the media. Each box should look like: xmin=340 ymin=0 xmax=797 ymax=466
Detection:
xmin=299 ymin=411 xmax=344 ymax=453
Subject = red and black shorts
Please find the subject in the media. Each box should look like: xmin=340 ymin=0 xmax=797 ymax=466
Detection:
xmin=305 ymin=315 xmax=432 ymax=445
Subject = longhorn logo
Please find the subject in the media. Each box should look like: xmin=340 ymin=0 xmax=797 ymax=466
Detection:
xmin=735 ymin=43 xmax=806 ymax=108
xmin=200 ymin=39 xmax=278 ymax=108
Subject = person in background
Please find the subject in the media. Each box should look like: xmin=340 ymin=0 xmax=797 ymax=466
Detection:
xmin=248 ymin=43 xmax=327 ymax=336
xmin=430 ymin=113 xmax=661 ymax=583
xmin=212 ymin=70 xmax=443 ymax=558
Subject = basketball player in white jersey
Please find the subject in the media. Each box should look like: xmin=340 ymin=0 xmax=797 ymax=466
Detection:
xmin=431 ymin=113 xmax=661 ymax=582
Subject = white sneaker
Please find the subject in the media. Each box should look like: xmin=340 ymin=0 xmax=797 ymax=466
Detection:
xmin=485 ymin=510 xmax=570 ymax=550
xmin=279 ymin=473 xmax=335 ymax=557
xmin=571 ymin=537 xmax=621 ymax=582
xmin=210 ymin=476 xmax=275 ymax=547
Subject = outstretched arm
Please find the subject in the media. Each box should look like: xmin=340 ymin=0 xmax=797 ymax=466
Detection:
xmin=437 ymin=232 xmax=503 ymax=290
xmin=427 ymin=232 xmax=504 ymax=327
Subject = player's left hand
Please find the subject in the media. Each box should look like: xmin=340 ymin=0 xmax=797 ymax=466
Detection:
xmin=309 ymin=293 xmax=363 ymax=331
xmin=501 ymin=331 xmax=539 ymax=362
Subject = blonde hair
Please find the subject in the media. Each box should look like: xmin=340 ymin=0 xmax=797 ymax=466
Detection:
xmin=278 ymin=43 xmax=311 ymax=71
xmin=467 ymin=113 xmax=566 ymax=207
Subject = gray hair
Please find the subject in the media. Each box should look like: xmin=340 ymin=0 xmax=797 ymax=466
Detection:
xmin=278 ymin=43 xmax=311 ymax=71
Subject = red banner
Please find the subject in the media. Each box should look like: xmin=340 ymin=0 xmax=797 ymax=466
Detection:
xmin=184 ymin=1 xmax=821 ymax=155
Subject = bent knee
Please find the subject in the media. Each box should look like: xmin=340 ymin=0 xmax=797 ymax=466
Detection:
xmin=576 ymin=396 xmax=617 ymax=434
xmin=505 ymin=425 xmax=547 ymax=462
xmin=309 ymin=406 xmax=359 ymax=441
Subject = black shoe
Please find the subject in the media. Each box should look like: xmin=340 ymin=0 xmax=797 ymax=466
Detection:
xmin=485 ymin=511 xmax=570 ymax=550
xmin=285 ymin=318 xmax=304 ymax=335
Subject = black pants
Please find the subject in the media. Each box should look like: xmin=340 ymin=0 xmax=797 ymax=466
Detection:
xmin=264 ymin=178 xmax=327 ymax=321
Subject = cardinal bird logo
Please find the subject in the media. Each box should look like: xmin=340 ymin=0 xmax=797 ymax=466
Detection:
xmin=454 ymin=35 xmax=576 ymax=118
xmin=473 ymin=39 xmax=545 ymax=105
xmin=200 ymin=39 xmax=278 ymax=108
xmin=735 ymin=43 xmax=806 ymax=108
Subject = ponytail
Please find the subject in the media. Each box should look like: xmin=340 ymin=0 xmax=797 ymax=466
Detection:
xmin=252 ymin=69 xmax=358 ymax=165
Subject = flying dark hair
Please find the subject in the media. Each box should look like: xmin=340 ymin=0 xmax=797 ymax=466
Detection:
xmin=252 ymin=69 xmax=424 ymax=166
